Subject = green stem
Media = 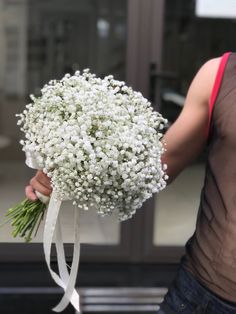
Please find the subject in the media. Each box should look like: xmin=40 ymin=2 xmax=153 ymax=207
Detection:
xmin=2 ymin=198 xmax=47 ymax=242
xmin=24 ymin=207 xmax=45 ymax=242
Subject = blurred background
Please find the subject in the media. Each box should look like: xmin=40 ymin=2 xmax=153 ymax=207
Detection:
xmin=0 ymin=0 xmax=236 ymax=313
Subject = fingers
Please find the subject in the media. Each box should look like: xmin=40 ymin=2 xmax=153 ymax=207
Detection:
xmin=26 ymin=170 xmax=52 ymax=201
xmin=35 ymin=170 xmax=52 ymax=189
xmin=25 ymin=185 xmax=37 ymax=201
xmin=30 ymin=177 xmax=52 ymax=197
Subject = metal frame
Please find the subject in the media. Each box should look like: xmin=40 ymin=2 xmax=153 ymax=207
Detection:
xmin=0 ymin=286 xmax=167 ymax=313
xmin=126 ymin=0 xmax=165 ymax=100
xmin=126 ymin=0 xmax=184 ymax=263
xmin=79 ymin=287 xmax=167 ymax=313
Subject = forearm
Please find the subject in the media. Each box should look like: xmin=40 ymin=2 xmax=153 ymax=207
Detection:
xmin=161 ymin=139 xmax=186 ymax=184
xmin=161 ymin=119 xmax=207 ymax=184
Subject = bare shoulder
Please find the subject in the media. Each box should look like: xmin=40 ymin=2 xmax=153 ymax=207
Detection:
xmin=193 ymin=57 xmax=221 ymax=86
xmin=199 ymin=57 xmax=221 ymax=78
xmin=185 ymin=57 xmax=222 ymax=107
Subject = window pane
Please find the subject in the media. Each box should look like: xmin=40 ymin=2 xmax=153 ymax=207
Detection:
xmin=0 ymin=0 xmax=127 ymax=245
xmin=153 ymin=0 xmax=236 ymax=247
xmin=154 ymin=163 xmax=204 ymax=246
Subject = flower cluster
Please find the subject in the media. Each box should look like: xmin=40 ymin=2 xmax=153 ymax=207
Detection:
xmin=17 ymin=70 xmax=168 ymax=220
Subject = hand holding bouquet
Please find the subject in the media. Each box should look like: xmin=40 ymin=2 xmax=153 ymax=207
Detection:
xmin=4 ymin=70 xmax=168 ymax=312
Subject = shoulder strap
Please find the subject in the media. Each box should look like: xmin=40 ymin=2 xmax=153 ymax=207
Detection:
xmin=207 ymin=52 xmax=231 ymax=138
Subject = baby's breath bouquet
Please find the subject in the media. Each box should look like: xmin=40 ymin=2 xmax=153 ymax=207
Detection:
xmin=5 ymin=70 xmax=168 ymax=312
xmin=8 ymin=69 xmax=168 ymax=241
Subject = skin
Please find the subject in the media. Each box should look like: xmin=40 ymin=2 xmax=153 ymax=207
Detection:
xmin=25 ymin=57 xmax=221 ymax=200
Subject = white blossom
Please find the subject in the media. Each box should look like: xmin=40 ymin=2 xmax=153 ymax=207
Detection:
xmin=17 ymin=70 xmax=168 ymax=221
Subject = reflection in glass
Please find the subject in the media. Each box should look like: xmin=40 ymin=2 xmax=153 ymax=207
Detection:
xmin=154 ymin=164 xmax=204 ymax=246
xmin=0 ymin=0 xmax=127 ymax=244
xmin=153 ymin=0 xmax=236 ymax=248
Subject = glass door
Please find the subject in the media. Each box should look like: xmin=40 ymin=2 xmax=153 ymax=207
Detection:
xmin=144 ymin=0 xmax=236 ymax=263
xmin=0 ymin=0 xmax=165 ymax=263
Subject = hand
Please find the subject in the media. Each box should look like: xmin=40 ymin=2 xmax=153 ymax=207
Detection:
xmin=25 ymin=170 xmax=52 ymax=201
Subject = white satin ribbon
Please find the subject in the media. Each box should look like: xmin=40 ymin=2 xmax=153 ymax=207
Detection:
xmin=35 ymin=191 xmax=50 ymax=204
xmin=25 ymin=151 xmax=40 ymax=169
xmin=54 ymin=206 xmax=80 ymax=312
xmin=25 ymin=151 xmax=81 ymax=313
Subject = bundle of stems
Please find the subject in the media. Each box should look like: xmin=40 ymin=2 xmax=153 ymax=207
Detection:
xmin=4 ymin=199 xmax=46 ymax=242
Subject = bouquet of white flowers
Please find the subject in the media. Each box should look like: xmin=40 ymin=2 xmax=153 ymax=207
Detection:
xmin=4 ymin=70 xmax=168 ymax=312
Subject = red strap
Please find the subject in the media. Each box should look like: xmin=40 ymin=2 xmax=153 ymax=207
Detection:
xmin=207 ymin=52 xmax=231 ymax=136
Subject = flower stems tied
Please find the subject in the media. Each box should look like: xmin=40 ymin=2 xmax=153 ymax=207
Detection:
xmin=5 ymin=199 xmax=46 ymax=242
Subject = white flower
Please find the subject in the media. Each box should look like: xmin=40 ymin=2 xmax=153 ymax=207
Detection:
xmin=17 ymin=69 xmax=168 ymax=220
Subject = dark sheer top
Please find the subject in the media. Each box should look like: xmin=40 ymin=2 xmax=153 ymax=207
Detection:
xmin=184 ymin=52 xmax=236 ymax=302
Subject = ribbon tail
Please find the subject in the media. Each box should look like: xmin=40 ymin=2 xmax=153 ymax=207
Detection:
xmin=54 ymin=214 xmax=80 ymax=312
xmin=25 ymin=151 xmax=40 ymax=169
xmin=25 ymin=151 xmax=81 ymax=312
xmin=55 ymin=219 xmax=69 ymax=283
xmin=53 ymin=207 xmax=81 ymax=312
xmin=43 ymin=192 xmax=67 ymax=288
xmin=42 ymin=192 xmax=70 ymax=299
xmin=25 ymin=153 xmax=68 ymax=291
